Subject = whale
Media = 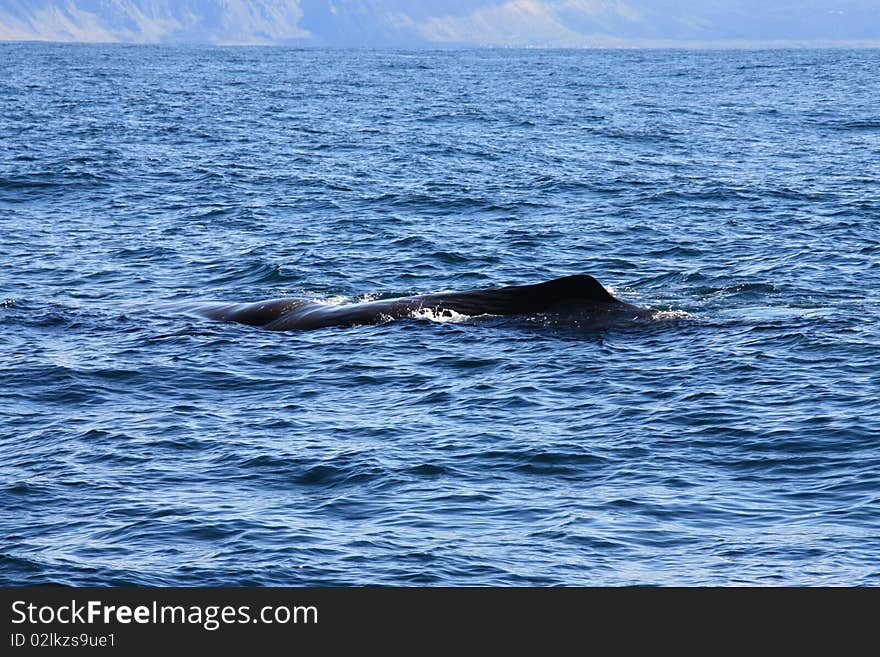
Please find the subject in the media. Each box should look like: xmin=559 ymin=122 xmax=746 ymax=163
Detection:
xmin=199 ymin=274 xmax=654 ymax=331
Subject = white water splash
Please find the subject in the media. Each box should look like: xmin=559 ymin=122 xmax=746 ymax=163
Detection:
xmin=319 ymin=295 xmax=352 ymax=306
xmin=408 ymin=307 xmax=473 ymax=323
xmin=651 ymin=309 xmax=694 ymax=320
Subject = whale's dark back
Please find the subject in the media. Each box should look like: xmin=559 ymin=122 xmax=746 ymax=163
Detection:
xmin=413 ymin=274 xmax=620 ymax=316
xmin=200 ymin=274 xmax=642 ymax=331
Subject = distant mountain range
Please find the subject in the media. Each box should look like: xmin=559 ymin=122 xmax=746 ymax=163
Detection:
xmin=1 ymin=0 xmax=878 ymax=47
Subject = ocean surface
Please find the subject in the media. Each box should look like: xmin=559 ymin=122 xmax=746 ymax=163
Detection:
xmin=1 ymin=44 xmax=878 ymax=586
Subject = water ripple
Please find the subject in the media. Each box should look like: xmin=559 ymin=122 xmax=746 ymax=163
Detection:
xmin=1 ymin=44 xmax=879 ymax=586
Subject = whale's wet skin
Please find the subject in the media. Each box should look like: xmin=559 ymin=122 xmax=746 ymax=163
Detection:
xmin=199 ymin=275 xmax=655 ymax=331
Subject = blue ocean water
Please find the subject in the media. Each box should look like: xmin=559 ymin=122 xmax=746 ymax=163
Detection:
xmin=1 ymin=44 xmax=879 ymax=586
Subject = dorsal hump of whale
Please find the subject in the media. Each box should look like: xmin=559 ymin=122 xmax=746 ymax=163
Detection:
xmin=411 ymin=274 xmax=622 ymax=316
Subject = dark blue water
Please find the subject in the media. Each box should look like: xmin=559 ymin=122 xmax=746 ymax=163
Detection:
xmin=2 ymin=44 xmax=879 ymax=586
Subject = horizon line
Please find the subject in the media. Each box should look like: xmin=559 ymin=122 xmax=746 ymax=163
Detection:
xmin=3 ymin=38 xmax=880 ymax=50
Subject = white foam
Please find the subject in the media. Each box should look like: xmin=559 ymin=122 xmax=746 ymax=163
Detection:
xmin=320 ymin=295 xmax=351 ymax=306
xmin=408 ymin=307 xmax=472 ymax=323
xmin=650 ymin=309 xmax=694 ymax=320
